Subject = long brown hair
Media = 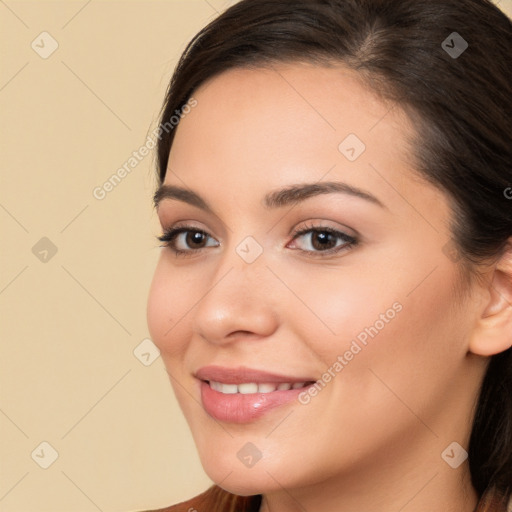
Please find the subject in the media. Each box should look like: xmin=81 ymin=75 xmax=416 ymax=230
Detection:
xmin=155 ymin=0 xmax=512 ymax=504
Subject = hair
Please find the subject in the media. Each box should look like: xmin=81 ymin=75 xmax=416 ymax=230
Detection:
xmin=154 ymin=0 xmax=512 ymax=504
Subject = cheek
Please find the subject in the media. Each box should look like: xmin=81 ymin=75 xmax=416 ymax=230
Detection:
xmin=285 ymin=254 xmax=465 ymax=413
xmin=146 ymin=262 xmax=199 ymax=416
xmin=146 ymin=257 xmax=191 ymax=357
xmin=326 ymin=262 xmax=466 ymax=426
xmin=268 ymin=260 xmax=404 ymax=365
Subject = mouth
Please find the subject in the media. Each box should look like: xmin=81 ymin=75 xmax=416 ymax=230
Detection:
xmin=195 ymin=366 xmax=318 ymax=423
xmin=205 ymin=380 xmax=315 ymax=394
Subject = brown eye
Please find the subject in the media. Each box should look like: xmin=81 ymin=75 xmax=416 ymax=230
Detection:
xmin=309 ymin=231 xmax=338 ymax=251
xmin=157 ymin=226 xmax=220 ymax=255
xmin=185 ymin=231 xmax=209 ymax=248
xmin=288 ymin=225 xmax=357 ymax=256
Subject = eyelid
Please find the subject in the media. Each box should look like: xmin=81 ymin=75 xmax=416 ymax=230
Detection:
xmin=159 ymin=220 xmax=218 ymax=240
xmin=290 ymin=218 xmax=358 ymax=239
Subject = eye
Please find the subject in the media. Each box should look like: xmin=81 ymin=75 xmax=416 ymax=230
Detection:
xmin=157 ymin=226 xmax=219 ymax=257
xmin=287 ymin=223 xmax=357 ymax=256
xmin=156 ymin=222 xmax=358 ymax=258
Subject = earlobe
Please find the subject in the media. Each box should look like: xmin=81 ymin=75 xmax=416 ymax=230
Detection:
xmin=468 ymin=240 xmax=512 ymax=357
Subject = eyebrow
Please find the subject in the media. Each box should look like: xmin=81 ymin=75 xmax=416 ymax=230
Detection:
xmin=153 ymin=181 xmax=386 ymax=212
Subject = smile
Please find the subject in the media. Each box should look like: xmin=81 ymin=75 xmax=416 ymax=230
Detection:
xmin=195 ymin=366 xmax=317 ymax=423
xmin=207 ymin=380 xmax=312 ymax=394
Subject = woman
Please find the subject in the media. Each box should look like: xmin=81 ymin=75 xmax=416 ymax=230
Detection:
xmin=144 ymin=0 xmax=512 ymax=510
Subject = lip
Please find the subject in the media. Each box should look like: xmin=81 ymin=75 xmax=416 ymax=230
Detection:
xmin=195 ymin=365 xmax=317 ymax=424
xmin=195 ymin=365 xmax=315 ymax=384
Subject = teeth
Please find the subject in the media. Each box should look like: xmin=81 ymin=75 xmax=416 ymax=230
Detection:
xmin=210 ymin=380 xmax=222 ymax=392
xmin=258 ymin=383 xmax=278 ymax=393
xmin=209 ymin=380 xmax=308 ymax=394
xmin=238 ymin=383 xmax=258 ymax=394
xmin=219 ymin=383 xmax=238 ymax=394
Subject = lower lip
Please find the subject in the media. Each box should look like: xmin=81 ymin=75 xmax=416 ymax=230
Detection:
xmin=200 ymin=380 xmax=312 ymax=423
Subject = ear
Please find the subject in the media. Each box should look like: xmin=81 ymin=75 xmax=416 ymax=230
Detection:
xmin=469 ymin=240 xmax=512 ymax=357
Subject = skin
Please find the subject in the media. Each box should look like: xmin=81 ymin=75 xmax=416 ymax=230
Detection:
xmin=146 ymin=63 xmax=512 ymax=512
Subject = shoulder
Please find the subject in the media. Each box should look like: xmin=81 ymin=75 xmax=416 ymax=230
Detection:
xmin=134 ymin=485 xmax=262 ymax=512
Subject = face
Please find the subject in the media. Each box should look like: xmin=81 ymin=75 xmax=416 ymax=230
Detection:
xmin=147 ymin=63 xmax=485 ymax=496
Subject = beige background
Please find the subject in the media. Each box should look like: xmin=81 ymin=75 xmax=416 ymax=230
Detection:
xmin=1 ymin=1 xmax=511 ymax=511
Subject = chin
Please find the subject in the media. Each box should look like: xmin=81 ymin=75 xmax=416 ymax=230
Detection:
xmin=209 ymin=471 xmax=277 ymax=497
xmin=199 ymin=451 xmax=289 ymax=496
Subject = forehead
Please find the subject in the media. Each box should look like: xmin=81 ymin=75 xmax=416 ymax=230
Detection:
xmin=163 ymin=63 xmax=442 ymax=218
xmin=167 ymin=62 xmax=414 ymax=177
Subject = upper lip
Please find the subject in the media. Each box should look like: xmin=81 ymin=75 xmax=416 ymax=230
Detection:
xmin=195 ymin=365 xmax=316 ymax=385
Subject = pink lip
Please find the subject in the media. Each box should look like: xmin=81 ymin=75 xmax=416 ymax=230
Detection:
xmin=195 ymin=365 xmax=316 ymax=424
xmin=195 ymin=365 xmax=315 ymax=384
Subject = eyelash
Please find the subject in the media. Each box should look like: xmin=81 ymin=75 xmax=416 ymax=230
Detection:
xmin=157 ymin=222 xmax=358 ymax=259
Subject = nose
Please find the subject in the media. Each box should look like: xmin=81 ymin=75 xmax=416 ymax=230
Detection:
xmin=191 ymin=248 xmax=280 ymax=346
